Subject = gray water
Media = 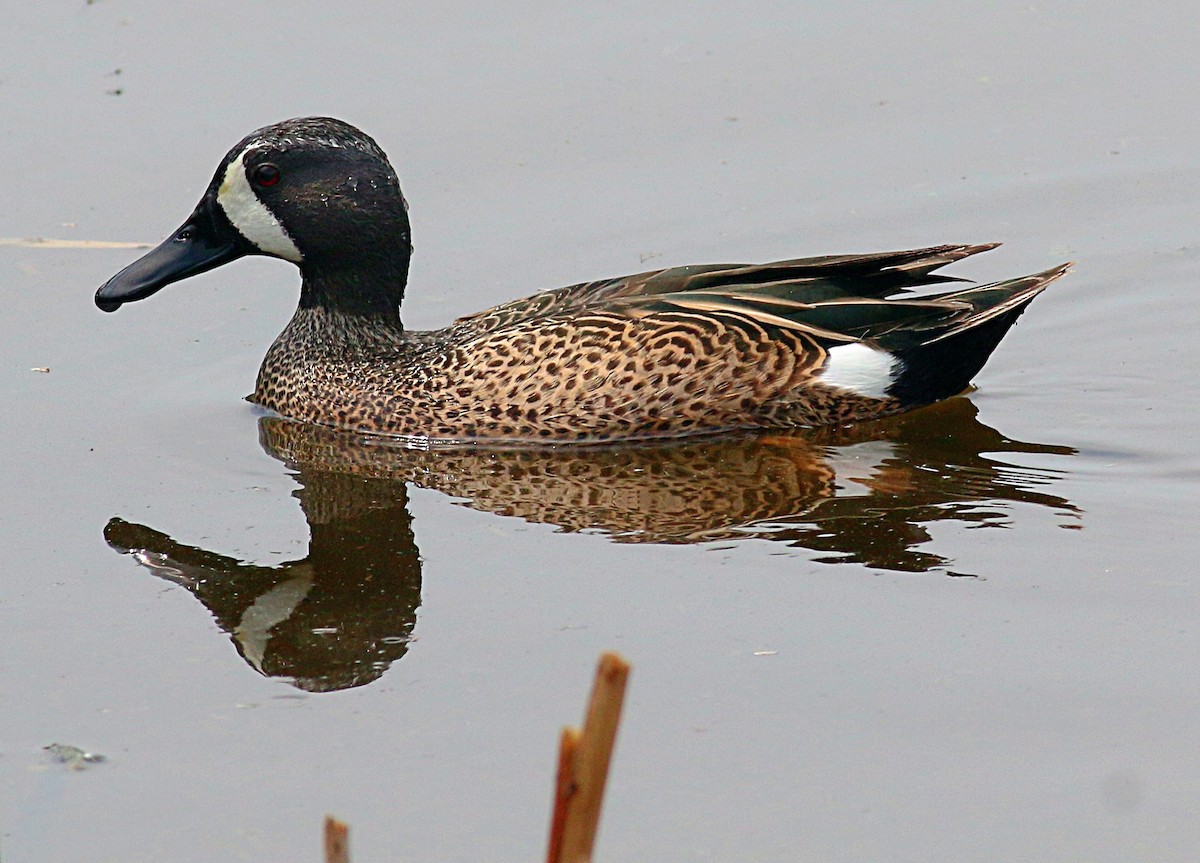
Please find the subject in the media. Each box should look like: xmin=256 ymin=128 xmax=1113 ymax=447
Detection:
xmin=3 ymin=3 xmax=1199 ymax=861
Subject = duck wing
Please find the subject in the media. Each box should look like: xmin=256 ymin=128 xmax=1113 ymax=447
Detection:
xmin=451 ymin=243 xmax=998 ymax=340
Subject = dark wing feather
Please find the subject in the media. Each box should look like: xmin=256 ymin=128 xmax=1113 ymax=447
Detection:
xmin=450 ymin=243 xmax=998 ymax=338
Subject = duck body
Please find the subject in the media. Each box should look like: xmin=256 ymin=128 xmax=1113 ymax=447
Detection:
xmin=96 ymin=117 xmax=1067 ymax=444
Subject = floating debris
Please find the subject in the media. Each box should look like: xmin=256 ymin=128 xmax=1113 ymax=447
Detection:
xmin=44 ymin=743 xmax=106 ymax=770
xmin=0 ymin=237 xmax=150 ymax=250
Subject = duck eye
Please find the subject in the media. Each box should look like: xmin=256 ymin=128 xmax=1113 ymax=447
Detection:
xmin=251 ymin=163 xmax=281 ymax=187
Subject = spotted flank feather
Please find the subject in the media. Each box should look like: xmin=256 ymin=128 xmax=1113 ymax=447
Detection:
xmin=95 ymin=117 xmax=1068 ymax=444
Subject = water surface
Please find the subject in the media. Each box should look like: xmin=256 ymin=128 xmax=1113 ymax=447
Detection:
xmin=3 ymin=4 xmax=1199 ymax=861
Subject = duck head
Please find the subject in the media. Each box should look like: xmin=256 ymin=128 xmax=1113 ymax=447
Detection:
xmin=95 ymin=117 xmax=413 ymax=317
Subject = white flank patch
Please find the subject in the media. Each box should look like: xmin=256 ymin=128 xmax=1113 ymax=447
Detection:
xmin=819 ymin=343 xmax=898 ymax=399
xmin=216 ymin=150 xmax=302 ymax=261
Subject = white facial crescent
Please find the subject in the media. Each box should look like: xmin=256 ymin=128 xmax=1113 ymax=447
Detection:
xmin=216 ymin=149 xmax=302 ymax=262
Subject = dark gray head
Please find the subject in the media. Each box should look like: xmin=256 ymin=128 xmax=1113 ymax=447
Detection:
xmin=96 ymin=117 xmax=413 ymax=316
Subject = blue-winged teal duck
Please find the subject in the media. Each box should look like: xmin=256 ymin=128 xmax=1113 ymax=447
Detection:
xmin=96 ymin=117 xmax=1067 ymax=444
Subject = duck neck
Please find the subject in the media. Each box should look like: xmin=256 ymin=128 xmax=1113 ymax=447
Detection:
xmin=298 ymin=254 xmax=410 ymax=326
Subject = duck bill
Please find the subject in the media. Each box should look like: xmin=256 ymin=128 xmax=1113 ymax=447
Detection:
xmin=95 ymin=199 xmax=249 ymax=312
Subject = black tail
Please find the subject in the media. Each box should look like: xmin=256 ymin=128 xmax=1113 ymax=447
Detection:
xmin=883 ymin=263 xmax=1068 ymax=408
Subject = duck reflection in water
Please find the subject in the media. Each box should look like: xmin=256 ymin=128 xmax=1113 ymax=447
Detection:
xmin=103 ymin=398 xmax=1078 ymax=692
